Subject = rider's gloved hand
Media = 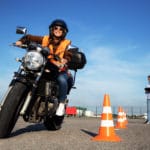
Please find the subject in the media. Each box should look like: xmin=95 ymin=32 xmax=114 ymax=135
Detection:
xmin=58 ymin=64 xmax=68 ymax=72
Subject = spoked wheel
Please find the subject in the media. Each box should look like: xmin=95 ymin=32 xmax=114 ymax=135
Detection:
xmin=0 ymin=82 xmax=28 ymax=138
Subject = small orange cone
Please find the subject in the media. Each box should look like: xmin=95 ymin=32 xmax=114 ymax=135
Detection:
xmin=123 ymin=111 xmax=128 ymax=125
xmin=115 ymin=107 xmax=127 ymax=129
xmin=92 ymin=94 xmax=121 ymax=142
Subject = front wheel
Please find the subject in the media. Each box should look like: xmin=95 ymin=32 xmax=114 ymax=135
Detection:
xmin=0 ymin=82 xmax=28 ymax=138
xmin=44 ymin=115 xmax=64 ymax=130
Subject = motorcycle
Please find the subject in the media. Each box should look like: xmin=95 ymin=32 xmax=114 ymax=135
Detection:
xmin=0 ymin=27 xmax=86 ymax=138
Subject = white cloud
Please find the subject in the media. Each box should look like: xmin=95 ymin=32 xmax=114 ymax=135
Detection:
xmin=68 ymin=45 xmax=148 ymax=107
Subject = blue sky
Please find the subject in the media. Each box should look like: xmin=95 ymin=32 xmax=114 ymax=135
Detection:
xmin=1 ymin=0 xmax=150 ymax=108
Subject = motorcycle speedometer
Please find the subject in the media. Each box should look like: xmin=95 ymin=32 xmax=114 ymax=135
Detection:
xmin=24 ymin=51 xmax=44 ymax=70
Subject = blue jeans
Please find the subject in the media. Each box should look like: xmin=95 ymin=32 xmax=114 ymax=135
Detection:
xmin=57 ymin=72 xmax=73 ymax=102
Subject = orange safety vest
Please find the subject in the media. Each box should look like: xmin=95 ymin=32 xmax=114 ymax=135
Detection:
xmin=42 ymin=35 xmax=71 ymax=66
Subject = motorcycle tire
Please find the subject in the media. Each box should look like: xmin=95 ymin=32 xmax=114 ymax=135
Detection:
xmin=44 ymin=115 xmax=64 ymax=130
xmin=0 ymin=82 xmax=28 ymax=138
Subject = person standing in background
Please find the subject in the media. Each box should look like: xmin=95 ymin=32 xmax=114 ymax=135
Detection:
xmin=144 ymin=75 xmax=150 ymax=124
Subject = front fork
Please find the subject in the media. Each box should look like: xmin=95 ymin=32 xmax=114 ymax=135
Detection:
xmin=44 ymin=82 xmax=58 ymax=116
xmin=45 ymin=82 xmax=51 ymax=116
xmin=19 ymin=67 xmax=45 ymax=115
xmin=20 ymin=91 xmax=32 ymax=115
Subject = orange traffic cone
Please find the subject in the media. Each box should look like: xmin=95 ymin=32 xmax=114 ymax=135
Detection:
xmin=123 ymin=111 xmax=128 ymax=125
xmin=92 ymin=94 xmax=121 ymax=142
xmin=115 ymin=106 xmax=127 ymax=129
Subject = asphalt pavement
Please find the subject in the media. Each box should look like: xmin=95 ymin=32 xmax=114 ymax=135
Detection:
xmin=0 ymin=117 xmax=150 ymax=150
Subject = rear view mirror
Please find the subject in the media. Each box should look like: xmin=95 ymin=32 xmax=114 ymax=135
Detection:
xmin=16 ymin=26 xmax=27 ymax=35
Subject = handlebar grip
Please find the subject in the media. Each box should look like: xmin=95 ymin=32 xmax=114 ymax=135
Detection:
xmin=11 ymin=43 xmax=27 ymax=48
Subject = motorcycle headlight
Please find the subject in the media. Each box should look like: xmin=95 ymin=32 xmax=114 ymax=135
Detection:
xmin=24 ymin=51 xmax=44 ymax=70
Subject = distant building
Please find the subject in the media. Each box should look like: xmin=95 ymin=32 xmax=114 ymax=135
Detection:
xmin=84 ymin=110 xmax=94 ymax=117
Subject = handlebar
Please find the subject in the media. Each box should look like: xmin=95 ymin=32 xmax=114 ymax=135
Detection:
xmin=11 ymin=43 xmax=27 ymax=49
xmin=11 ymin=42 xmax=50 ymax=56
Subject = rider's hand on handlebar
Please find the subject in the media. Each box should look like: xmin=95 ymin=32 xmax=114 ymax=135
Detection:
xmin=15 ymin=41 xmax=23 ymax=47
xmin=58 ymin=58 xmax=68 ymax=72
xmin=58 ymin=64 xmax=68 ymax=72
xmin=61 ymin=58 xmax=68 ymax=64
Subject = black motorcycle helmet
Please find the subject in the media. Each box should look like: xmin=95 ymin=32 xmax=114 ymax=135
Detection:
xmin=49 ymin=19 xmax=68 ymax=39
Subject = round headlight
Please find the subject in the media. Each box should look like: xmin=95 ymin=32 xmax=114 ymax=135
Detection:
xmin=24 ymin=51 xmax=44 ymax=70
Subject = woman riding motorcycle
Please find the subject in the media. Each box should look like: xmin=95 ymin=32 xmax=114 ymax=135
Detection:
xmin=16 ymin=19 xmax=73 ymax=116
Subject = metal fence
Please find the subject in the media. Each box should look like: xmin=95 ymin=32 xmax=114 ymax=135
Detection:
xmin=75 ymin=105 xmax=147 ymax=117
